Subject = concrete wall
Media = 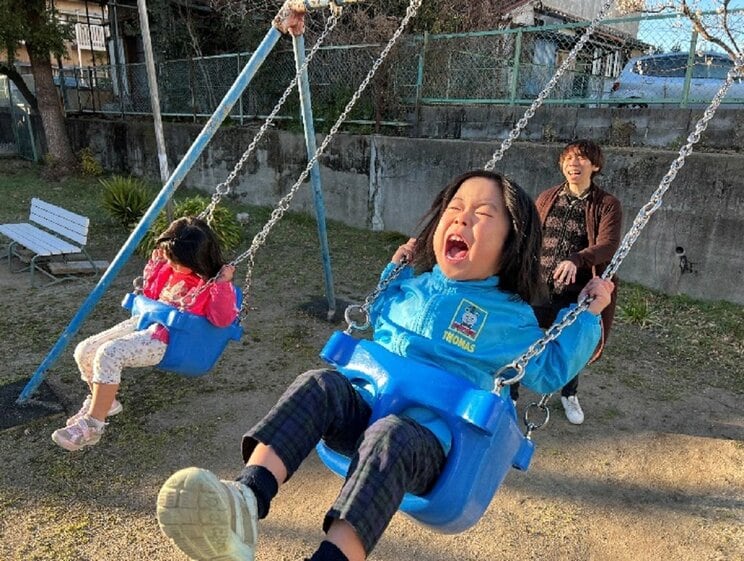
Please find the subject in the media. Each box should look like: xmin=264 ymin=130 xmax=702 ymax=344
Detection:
xmin=413 ymin=106 xmax=744 ymax=152
xmin=66 ymin=114 xmax=744 ymax=305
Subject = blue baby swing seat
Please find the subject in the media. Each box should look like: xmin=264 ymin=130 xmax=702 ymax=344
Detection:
xmin=315 ymin=330 xmax=535 ymax=534
xmin=121 ymin=287 xmax=244 ymax=377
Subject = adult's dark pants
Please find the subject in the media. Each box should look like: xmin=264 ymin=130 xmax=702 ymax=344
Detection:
xmin=509 ymin=294 xmax=579 ymax=400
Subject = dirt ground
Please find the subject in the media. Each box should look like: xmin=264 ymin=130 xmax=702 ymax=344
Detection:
xmin=0 ymin=192 xmax=742 ymax=561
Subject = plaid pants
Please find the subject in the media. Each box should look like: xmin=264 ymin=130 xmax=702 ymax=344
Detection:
xmin=242 ymin=369 xmax=446 ymax=554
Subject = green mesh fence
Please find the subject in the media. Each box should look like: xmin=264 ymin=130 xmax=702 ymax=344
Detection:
xmin=0 ymin=77 xmax=37 ymax=161
xmin=65 ymin=9 xmax=744 ymax=121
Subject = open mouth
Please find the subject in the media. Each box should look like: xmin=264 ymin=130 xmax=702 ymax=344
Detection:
xmin=445 ymin=234 xmax=469 ymax=262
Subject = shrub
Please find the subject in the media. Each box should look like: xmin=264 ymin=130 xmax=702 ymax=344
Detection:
xmin=617 ymin=294 xmax=659 ymax=328
xmin=79 ymin=147 xmax=103 ymax=176
xmin=100 ymin=175 xmax=153 ymax=229
xmin=137 ymin=195 xmax=243 ymax=259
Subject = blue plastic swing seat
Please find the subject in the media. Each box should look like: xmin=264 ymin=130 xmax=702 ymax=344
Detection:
xmin=316 ymin=331 xmax=535 ymax=534
xmin=121 ymin=288 xmax=243 ymax=377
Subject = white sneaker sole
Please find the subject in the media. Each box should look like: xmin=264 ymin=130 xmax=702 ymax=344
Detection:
xmin=156 ymin=467 xmax=258 ymax=561
xmin=51 ymin=428 xmax=102 ymax=451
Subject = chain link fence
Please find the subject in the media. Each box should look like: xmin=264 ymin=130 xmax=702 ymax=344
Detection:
xmin=0 ymin=76 xmax=38 ymax=161
xmin=404 ymin=9 xmax=743 ymax=107
xmin=51 ymin=9 xmax=744 ymax=123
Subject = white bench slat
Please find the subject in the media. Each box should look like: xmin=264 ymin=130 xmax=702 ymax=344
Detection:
xmin=0 ymin=223 xmax=81 ymax=256
xmin=29 ymin=198 xmax=89 ymax=246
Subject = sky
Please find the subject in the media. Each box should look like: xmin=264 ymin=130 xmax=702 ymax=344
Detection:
xmin=636 ymin=0 xmax=744 ymax=52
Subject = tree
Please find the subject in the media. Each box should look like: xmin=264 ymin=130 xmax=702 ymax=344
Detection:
xmin=618 ymin=0 xmax=743 ymax=60
xmin=0 ymin=0 xmax=77 ymax=174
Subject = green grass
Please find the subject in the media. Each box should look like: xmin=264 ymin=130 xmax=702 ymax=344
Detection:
xmin=1 ymin=159 xmax=742 ymax=401
xmin=1 ymin=160 xmax=742 ymax=432
xmin=616 ymin=290 xmax=659 ymax=328
xmin=0 ymin=159 xmax=742 ymax=560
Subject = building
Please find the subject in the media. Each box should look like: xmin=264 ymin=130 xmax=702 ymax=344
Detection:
xmin=7 ymin=0 xmax=109 ymax=88
xmin=507 ymin=0 xmax=646 ymax=99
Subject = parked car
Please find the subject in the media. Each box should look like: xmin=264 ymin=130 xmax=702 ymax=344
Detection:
xmin=608 ymin=52 xmax=744 ymax=107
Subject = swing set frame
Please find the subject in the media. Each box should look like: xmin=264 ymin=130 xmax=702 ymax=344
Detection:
xmin=16 ymin=0 xmax=359 ymax=404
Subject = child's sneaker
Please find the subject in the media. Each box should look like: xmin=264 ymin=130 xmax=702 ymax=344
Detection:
xmin=157 ymin=467 xmax=258 ymax=561
xmin=66 ymin=395 xmax=123 ymax=426
xmin=52 ymin=417 xmax=105 ymax=451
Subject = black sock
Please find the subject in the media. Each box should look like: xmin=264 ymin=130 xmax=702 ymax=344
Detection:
xmin=236 ymin=465 xmax=278 ymax=519
xmin=308 ymin=541 xmax=350 ymax=561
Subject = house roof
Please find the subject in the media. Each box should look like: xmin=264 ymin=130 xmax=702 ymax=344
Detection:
xmin=536 ymin=3 xmax=646 ymax=48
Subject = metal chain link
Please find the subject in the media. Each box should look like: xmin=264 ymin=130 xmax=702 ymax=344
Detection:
xmin=483 ymin=0 xmax=615 ymax=172
xmin=234 ymin=0 xmax=423 ymax=313
xmin=523 ymin=393 xmax=551 ymax=439
xmin=133 ymin=261 xmax=221 ymax=312
xmin=493 ymin=57 xmax=741 ymax=389
xmin=199 ymin=12 xmax=341 ymax=225
xmin=343 ymin=260 xmax=408 ymax=333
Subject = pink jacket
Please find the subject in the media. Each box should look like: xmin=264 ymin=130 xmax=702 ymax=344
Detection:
xmin=142 ymin=258 xmax=239 ymax=342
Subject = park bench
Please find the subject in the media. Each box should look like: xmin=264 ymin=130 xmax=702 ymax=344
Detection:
xmin=0 ymin=198 xmax=99 ymax=286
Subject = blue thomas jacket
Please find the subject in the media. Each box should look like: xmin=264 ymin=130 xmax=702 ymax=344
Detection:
xmin=368 ymin=264 xmax=601 ymax=451
xmin=369 ymin=263 xmax=601 ymax=395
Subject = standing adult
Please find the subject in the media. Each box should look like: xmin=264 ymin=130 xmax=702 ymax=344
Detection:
xmin=511 ymin=139 xmax=622 ymax=424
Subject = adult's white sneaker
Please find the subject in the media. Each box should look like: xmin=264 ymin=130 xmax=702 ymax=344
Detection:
xmin=561 ymin=395 xmax=585 ymax=425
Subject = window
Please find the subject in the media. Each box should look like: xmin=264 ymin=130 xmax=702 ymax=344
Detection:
xmin=692 ymin=55 xmax=733 ymax=79
xmin=644 ymin=56 xmax=688 ymax=78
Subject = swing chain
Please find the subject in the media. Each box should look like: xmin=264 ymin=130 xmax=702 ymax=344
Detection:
xmin=235 ymin=0 xmax=424 ymax=308
xmin=523 ymin=393 xmax=551 ymax=439
xmin=199 ymin=12 xmax=342 ymax=225
xmin=493 ymin=58 xmax=739 ymax=390
xmin=483 ymin=0 xmax=615 ymax=172
xmin=132 ymin=275 xmax=144 ymax=293
xmin=343 ymin=260 xmax=409 ymax=333
xmin=136 ymin=255 xmax=224 ymax=312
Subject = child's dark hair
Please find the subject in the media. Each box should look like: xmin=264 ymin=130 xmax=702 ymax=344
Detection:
xmin=155 ymin=217 xmax=225 ymax=279
xmin=559 ymin=139 xmax=604 ymax=178
xmin=412 ymin=170 xmax=546 ymax=304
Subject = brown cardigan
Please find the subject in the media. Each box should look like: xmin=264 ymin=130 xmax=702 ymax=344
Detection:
xmin=535 ymin=182 xmax=623 ymax=361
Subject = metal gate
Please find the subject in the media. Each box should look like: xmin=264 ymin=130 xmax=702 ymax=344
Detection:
xmin=0 ymin=77 xmax=39 ymax=161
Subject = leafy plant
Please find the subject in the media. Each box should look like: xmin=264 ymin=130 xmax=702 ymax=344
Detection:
xmin=100 ymin=175 xmax=153 ymax=229
xmin=616 ymin=293 xmax=659 ymax=328
xmin=138 ymin=195 xmax=243 ymax=257
xmin=78 ymin=147 xmax=103 ymax=177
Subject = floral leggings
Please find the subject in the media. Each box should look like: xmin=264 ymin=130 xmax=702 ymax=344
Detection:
xmin=74 ymin=317 xmax=167 ymax=385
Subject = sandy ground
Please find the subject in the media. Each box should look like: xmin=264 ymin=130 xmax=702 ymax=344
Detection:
xmin=0 ymin=234 xmax=742 ymax=561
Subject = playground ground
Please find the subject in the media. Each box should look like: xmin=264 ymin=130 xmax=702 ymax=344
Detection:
xmin=0 ymin=159 xmax=742 ymax=561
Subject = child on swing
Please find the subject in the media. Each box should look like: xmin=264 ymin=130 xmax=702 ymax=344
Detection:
xmin=52 ymin=216 xmax=238 ymax=452
xmin=156 ymin=170 xmax=614 ymax=561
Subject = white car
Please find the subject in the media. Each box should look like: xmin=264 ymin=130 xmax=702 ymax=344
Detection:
xmin=608 ymin=52 xmax=744 ymax=107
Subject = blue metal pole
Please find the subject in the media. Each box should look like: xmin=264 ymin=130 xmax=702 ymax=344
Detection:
xmin=292 ymin=34 xmax=336 ymax=320
xmin=17 ymin=26 xmax=283 ymax=404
